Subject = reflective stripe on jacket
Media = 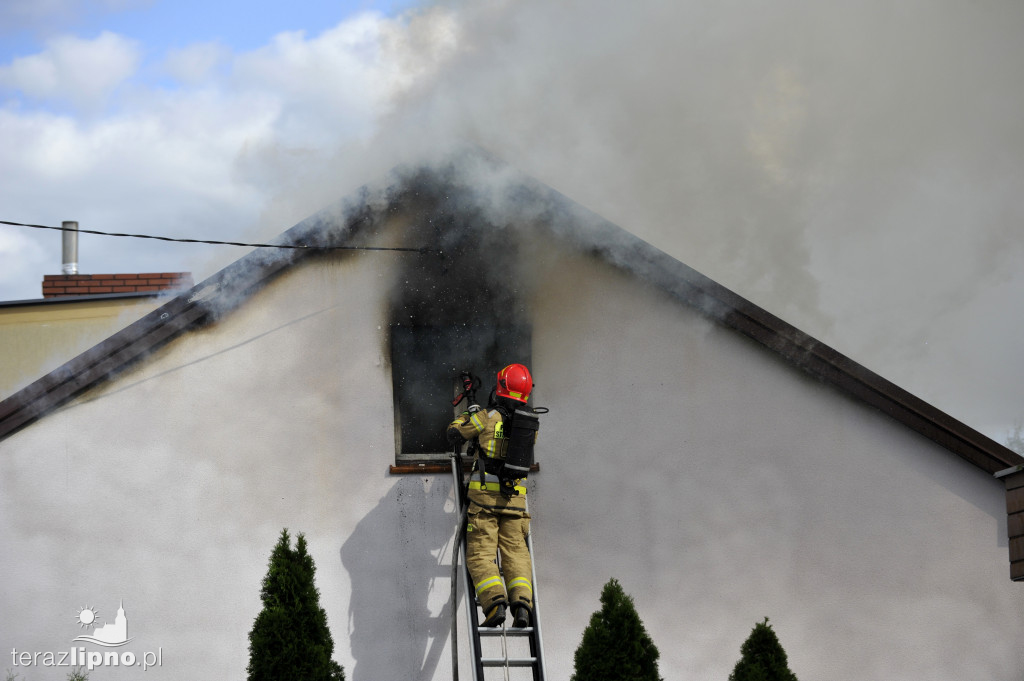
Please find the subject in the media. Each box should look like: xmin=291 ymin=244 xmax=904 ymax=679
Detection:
xmin=449 ymin=407 xmax=526 ymax=493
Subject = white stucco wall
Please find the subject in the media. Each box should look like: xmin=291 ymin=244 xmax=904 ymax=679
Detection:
xmin=1 ymin=244 xmax=1021 ymax=681
xmin=531 ymin=254 xmax=1023 ymax=679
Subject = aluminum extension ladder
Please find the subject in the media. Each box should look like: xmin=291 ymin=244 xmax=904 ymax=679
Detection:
xmin=450 ymin=455 xmax=548 ymax=681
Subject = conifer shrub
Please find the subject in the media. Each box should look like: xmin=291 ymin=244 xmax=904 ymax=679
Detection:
xmin=247 ymin=529 xmax=345 ymax=681
xmin=570 ymin=577 xmax=662 ymax=681
xmin=729 ymin=617 xmax=798 ymax=681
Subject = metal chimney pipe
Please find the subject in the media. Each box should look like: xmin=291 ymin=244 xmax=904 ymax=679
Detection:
xmin=61 ymin=221 xmax=79 ymax=275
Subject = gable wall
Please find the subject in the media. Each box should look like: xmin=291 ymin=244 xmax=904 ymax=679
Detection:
xmin=531 ymin=252 xmax=1022 ymax=679
xmin=1 ymin=243 xmax=1021 ymax=681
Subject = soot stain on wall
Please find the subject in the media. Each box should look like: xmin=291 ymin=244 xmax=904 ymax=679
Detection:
xmin=385 ymin=179 xmax=534 ymax=456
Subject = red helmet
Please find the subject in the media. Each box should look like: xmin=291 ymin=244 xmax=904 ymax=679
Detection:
xmin=496 ymin=364 xmax=533 ymax=403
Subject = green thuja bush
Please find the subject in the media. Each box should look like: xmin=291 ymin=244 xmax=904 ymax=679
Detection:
xmin=247 ymin=529 xmax=345 ymax=681
xmin=729 ymin=617 xmax=798 ymax=681
xmin=571 ymin=578 xmax=662 ymax=681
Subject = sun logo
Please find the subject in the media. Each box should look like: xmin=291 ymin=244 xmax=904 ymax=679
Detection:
xmin=76 ymin=606 xmax=100 ymax=628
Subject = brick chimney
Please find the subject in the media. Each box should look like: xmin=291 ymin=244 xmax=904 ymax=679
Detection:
xmin=42 ymin=273 xmax=194 ymax=298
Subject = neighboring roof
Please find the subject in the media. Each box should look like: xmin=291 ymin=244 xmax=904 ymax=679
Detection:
xmin=0 ymin=291 xmax=175 ymax=309
xmin=1 ymin=155 xmax=1020 ymax=480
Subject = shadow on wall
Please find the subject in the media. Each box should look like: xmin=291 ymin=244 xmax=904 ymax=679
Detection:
xmin=340 ymin=475 xmax=456 ymax=681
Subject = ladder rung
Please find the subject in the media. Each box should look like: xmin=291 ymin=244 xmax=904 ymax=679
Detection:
xmin=477 ymin=627 xmax=534 ymax=636
xmin=481 ymin=658 xmax=537 ymax=667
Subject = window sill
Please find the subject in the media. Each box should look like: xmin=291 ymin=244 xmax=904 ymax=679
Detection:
xmin=389 ymin=459 xmax=541 ymax=475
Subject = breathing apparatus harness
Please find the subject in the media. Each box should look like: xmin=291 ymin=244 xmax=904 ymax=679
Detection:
xmin=449 ymin=369 xmax=548 ymax=497
xmin=478 ymin=387 xmax=547 ymax=498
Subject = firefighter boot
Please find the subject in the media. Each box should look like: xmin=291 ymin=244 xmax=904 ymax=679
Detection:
xmin=482 ymin=601 xmax=507 ymax=627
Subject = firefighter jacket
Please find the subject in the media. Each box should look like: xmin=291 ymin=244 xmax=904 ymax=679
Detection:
xmin=449 ymin=406 xmax=536 ymax=614
xmin=448 ymin=407 xmax=529 ymax=501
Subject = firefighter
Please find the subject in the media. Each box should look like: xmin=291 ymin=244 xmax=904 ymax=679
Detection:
xmin=447 ymin=363 xmax=538 ymax=629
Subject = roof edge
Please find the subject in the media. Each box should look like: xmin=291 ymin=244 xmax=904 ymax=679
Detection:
xmin=0 ymin=291 xmax=176 ymax=308
xmin=0 ymin=191 xmax=371 ymax=440
xmin=512 ymin=170 xmax=1024 ymax=476
xmin=0 ymin=152 xmax=1018 ymax=478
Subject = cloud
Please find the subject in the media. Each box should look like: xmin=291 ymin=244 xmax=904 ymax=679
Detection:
xmin=0 ymin=227 xmax=47 ymax=300
xmin=228 ymin=10 xmax=457 ymax=149
xmin=0 ymin=31 xmax=141 ymax=109
xmin=0 ymin=10 xmax=425 ymax=301
xmin=161 ymin=42 xmax=230 ymax=85
xmin=212 ymin=9 xmax=461 ymax=225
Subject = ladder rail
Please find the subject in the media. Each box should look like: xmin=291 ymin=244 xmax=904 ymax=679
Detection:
xmin=452 ymin=455 xmax=546 ymax=681
xmin=462 ymin=526 xmax=486 ymax=681
xmin=524 ymin=517 xmax=547 ymax=681
xmin=451 ymin=455 xmax=462 ymax=681
xmin=452 ymin=454 xmax=488 ymax=681
xmin=451 ymin=454 xmax=486 ymax=681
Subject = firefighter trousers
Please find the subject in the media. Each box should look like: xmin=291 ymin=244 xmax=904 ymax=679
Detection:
xmin=465 ymin=491 xmax=533 ymax=614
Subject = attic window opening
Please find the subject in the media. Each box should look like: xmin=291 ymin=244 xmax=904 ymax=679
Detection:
xmin=391 ymin=323 xmax=531 ymax=463
xmin=386 ymin=212 xmax=531 ymax=465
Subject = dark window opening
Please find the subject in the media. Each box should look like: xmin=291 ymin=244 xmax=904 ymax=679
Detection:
xmin=391 ymin=323 xmax=531 ymax=460
xmin=385 ymin=202 xmax=533 ymax=462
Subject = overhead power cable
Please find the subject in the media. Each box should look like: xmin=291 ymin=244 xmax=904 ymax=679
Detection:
xmin=0 ymin=219 xmax=433 ymax=254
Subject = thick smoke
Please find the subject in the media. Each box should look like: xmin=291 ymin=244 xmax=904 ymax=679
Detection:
xmin=248 ymin=0 xmax=1024 ymax=443
xmin=377 ymin=164 xmax=538 ymax=453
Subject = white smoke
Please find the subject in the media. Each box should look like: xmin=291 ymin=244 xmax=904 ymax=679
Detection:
xmin=2 ymin=0 xmax=1020 ymax=443
xmin=268 ymin=0 xmax=1024 ymax=445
